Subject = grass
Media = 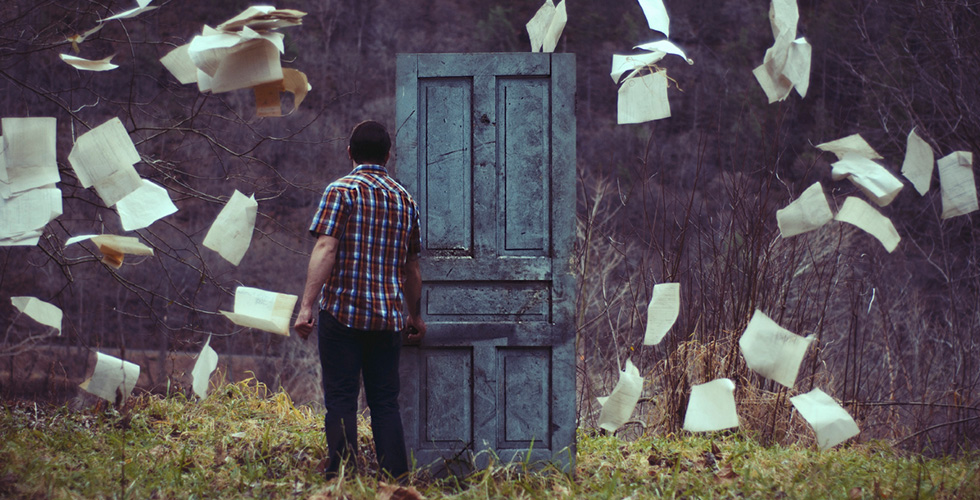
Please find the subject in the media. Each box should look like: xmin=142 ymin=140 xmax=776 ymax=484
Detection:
xmin=0 ymin=379 xmax=977 ymax=499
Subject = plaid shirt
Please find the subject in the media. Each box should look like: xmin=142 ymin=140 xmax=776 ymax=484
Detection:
xmin=309 ymin=164 xmax=421 ymax=331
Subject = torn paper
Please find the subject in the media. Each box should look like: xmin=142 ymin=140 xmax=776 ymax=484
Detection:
xmin=1 ymin=117 xmax=59 ymax=196
xmin=192 ymin=336 xmax=219 ymax=399
xmin=901 ymin=128 xmax=934 ymax=196
xmin=10 ymin=296 xmax=62 ymax=334
xmin=160 ymin=44 xmax=199 ymax=84
xmin=67 ymin=117 xmax=142 ymax=207
xmin=66 ymin=234 xmax=154 ymax=268
xmin=835 ymin=197 xmax=900 ymax=253
xmin=937 ymin=151 xmax=977 ymax=219
xmin=203 ymin=190 xmax=257 ymax=266
xmin=80 ymin=352 xmax=140 ymax=404
xmin=618 ymin=70 xmax=671 ymax=124
xmin=790 ymin=388 xmax=860 ymax=450
xmin=59 ymin=53 xmax=118 ymax=71
xmin=104 ymin=0 xmax=158 ymax=21
xmin=831 ymin=154 xmax=904 ymax=207
xmin=0 ymin=187 xmax=62 ymax=246
xmin=776 ymin=182 xmax=834 ymax=238
xmin=220 ymin=286 xmax=298 ymax=336
xmin=526 ymin=0 xmax=567 ymax=53
xmin=739 ymin=309 xmax=813 ymax=388
xmin=816 ymin=134 xmax=883 ymax=161
xmin=682 ymin=378 xmax=739 ymax=432
xmin=644 ymin=283 xmax=679 ymax=345
xmin=597 ymin=359 xmax=644 ymax=432
xmin=637 ymin=0 xmax=669 ymax=37
xmin=115 ymin=179 xmax=178 ymax=231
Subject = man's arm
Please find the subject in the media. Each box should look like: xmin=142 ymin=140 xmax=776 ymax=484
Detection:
xmin=402 ymin=255 xmax=426 ymax=343
xmin=293 ymin=234 xmax=340 ymax=340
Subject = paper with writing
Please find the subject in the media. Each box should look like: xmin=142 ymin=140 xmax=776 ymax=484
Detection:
xmin=216 ymin=6 xmax=306 ymax=32
xmin=644 ymin=283 xmax=679 ymax=345
xmin=618 ymin=70 xmax=671 ymax=124
xmin=901 ymin=128 xmax=934 ymax=196
xmin=937 ymin=151 xmax=977 ymax=219
xmin=637 ymin=0 xmax=670 ymax=37
xmin=11 ymin=296 xmax=62 ymax=334
xmin=206 ymin=39 xmax=284 ymax=94
xmin=790 ymin=388 xmax=860 ymax=450
xmin=160 ymin=44 xmax=199 ymax=84
xmin=115 ymin=179 xmax=178 ymax=231
xmin=192 ymin=336 xmax=219 ymax=399
xmin=816 ymin=134 xmax=882 ymax=161
xmin=254 ymin=81 xmax=282 ymax=117
xmin=220 ymin=286 xmax=298 ymax=336
xmin=0 ymin=187 xmax=62 ymax=245
xmin=597 ymin=359 xmax=644 ymax=432
xmin=203 ymin=190 xmax=257 ymax=266
xmin=776 ymin=182 xmax=834 ymax=237
xmin=1 ymin=117 xmax=59 ymax=196
xmin=682 ymin=378 xmax=739 ymax=432
xmin=739 ymin=309 xmax=813 ymax=388
xmin=80 ymin=352 xmax=140 ymax=403
xmin=831 ymin=154 xmax=904 ymax=207
xmin=835 ymin=196 xmax=900 ymax=253
xmin=67 ymin=117 xmax=142 ymax=207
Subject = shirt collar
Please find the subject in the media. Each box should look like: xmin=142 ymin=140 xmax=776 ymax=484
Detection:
xmin=352 ymin=164 xmax=388 ymax=176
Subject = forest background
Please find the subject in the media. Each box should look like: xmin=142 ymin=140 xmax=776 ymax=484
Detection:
xmin=0 ymin=0 xmax=978 ymax=456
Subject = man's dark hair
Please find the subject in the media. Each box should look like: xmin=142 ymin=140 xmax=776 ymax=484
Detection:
xmin=349 ymin=120 xmax=391 ymax=165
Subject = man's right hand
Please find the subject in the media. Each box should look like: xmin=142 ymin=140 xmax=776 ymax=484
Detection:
xmin=403 ymin=315 xmax=426 ymax=345
xmin=294 ymin=306 xmax=315 ymax=340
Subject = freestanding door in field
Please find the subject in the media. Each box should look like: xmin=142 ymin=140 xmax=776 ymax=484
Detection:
xmin=395 ymin=53 xmax=576 ymax=474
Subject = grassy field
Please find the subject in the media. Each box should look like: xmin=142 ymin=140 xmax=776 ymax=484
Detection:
xmin=0 ymin=380 xmax=977 ymax=499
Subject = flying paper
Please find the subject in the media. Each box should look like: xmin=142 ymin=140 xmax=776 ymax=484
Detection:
xmin=254 ymin=68 xmax=312 ymax=117
xmin=66 ymin=234 xmax=154 ymax=268
xmin=10 ymin=296 xmax=62 ymax=334
xmin=1 ymin=117 xmax=59 ymax=196
xmin=937 ymin=151 xmax=977 ymax=219
xmin=103 ymin=0 xmax=158 ymax=21
xmin=596 ymin=359 xmax=644 ymax=432
xmin=633 ymin=40 xmax=694 ymax=65
xmin=754 ymin=0 xmax=808 ymax=102
xmin=192 ymin=336 xmax=219 ymax=399
xmin=831 ymin=154 xmax=904 ymax=207
xmin=220 ymin=286 xmax=298 ymax=336
xmin=776 ymin=182 xmax=834 ymax=237
xmin=0 ymin=187 xmax=62 ymax=246
xmin=59 ymin=53 xmax=118 ymax=71
xmin=160 ymin=44 xmax=198 ymax=84
xmin=189 ymin=34 xmax=284 ymax=94
xmin=682 ymin=378 xmax=739 ymax=432
xmin=215 ymin=6 xmax=306 ymax=32
xmin=115 ymin=179 xmax=178 ymax=231
xmin=739 ymin=309 xmax=813 ymax=388
xmin=80 ymin=352 xmax=140 ymax=404
xmin=66 ymin=24 xmax=104 ymax=53
xmin=901 ymin=128 xmax=934 ymax=196
xmin=203 ymin=190 xmax=257 ymax=266
xmin=644 ymin=283 xmax=679 ymax=345
xmin=67 ymin=117 xmax=142 ymax=207
xmin=618 ymin=70 xmax=671 ymax=124
xmin=637 ymin=0 xmax=670 ymax=37
xmin=790 ymin=388 xmax=860 ymax=450
xmin=816 ymin=134 xmax=883 ymax=161
xmin=526 ymin=0 xmax=567 ymax=53
xmin=834 ymin=197 xmax=900 ymax=253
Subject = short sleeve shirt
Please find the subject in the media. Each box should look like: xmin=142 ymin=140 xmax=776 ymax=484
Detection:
xmin=309 ymin=164 xmax=421 ymax=331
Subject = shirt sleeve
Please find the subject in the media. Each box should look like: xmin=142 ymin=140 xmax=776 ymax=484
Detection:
xmin=309 ymin=185 xmax=350 ymax=238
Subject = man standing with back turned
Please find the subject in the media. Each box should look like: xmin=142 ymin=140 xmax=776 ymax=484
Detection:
xmin=294 ymin=120 xmax=425 ymax=480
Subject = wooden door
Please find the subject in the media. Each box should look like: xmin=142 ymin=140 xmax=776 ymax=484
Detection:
xmin=395 ymin=53 xmax=576 ymax=474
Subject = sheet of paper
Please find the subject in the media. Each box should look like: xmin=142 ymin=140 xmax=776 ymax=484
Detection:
xmin=784 ymin=37 xmax=811 ymax=98
xmin=526 ymin=0 xmax=557 ymax=53
xmin=831 ymin=154 xmax=904 ymax=207
xmin=160 ymin=44 xmax=198 ymax=84
xmin=835 ymin=196 xmax=900 ymax=253
xmin=254 ymin=81 xmax=282 ymax=117
xmin=738 ymin=309 xmax=813 ymax=388
xmin=610 ymin=52 xmax=668 ymax=83
xmin=618 ymin=70 xmax=671 ymax=124
xmin=543 ymin=0 xmax=567 ymax=53
xmin=203 ymin=189 xmax=257 ymax=266
xmin=206 ymin=39 xmax=284 ymax=94
xmin=637 ymin=0 xmax=669 ymax=37
xmin=644 ymin=283 xmax=679 ymax=345
xmin=59 ymin=53 xmax=118 ymax=71
xmin=103 ymin=0 xmax=157 ymax=21
xmin=633 ymin=40 xmax=694 ymax=65
xmin=901 ymin=128 xmax=933 ymax=196
xmin=816 ymin=134 xmax=883 ymax=161
xmin=10 ymin=296 xmax=62 ymax=334
xmin=115 ymin=179 xmax=178 ymax=231
xmin=597 ymin=359 xmax=644 ymax=432
xmin=192 ymin=336 xmax=219 ymax=399
xmin=682 ymin=378 xmax=739 ymax=432
xmin=937 ymin=151 xmax=977 ymax=219
xmin=216 ymin=6 xmax=306 ymax=32
xmin=66 ymin=234 xmax=154 ymax=268
xmin=67 ymin=24 xmax=105 ymax=53
xmin=0 ymin=187 xmax=62 ymax=243
xmin=776 ymin=182 xmax=834 ymax=237
xmin=769 ymin=0 xmax=799 ymax=41
xmin=80 ymin=352 xmax=140 ymax=403
xmin=753 ymin=61 xmax=793 ymax=103
xmin=282 ymin=68 xmax=311 ymax=112
xmin=1 ymin=117 xmax=59 ymax=195
xmin=220 ymin=286 xmax=298 ymax=336
xmin=790 ymin=388 xmax=860 ymax=450
xmin=67 ymin=117 xmax=142 ymax=206
xmin=188 ymin=27 xmax=284 ymax=78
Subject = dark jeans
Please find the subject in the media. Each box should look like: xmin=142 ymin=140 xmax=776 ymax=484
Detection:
xmin=317 ymin=311 xmax=408 ymax=479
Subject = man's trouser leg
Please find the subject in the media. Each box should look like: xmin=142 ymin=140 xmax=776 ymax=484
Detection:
xmin=318 ymin=312 xmax=361 ymax=478
xmin=361 ymin=330 xmax=409 ymax=478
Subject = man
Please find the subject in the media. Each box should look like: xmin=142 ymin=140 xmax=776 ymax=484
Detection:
xmin=294 ymin=120 xmax=425 ymax=480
